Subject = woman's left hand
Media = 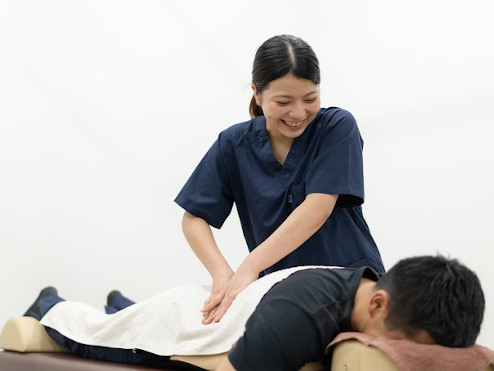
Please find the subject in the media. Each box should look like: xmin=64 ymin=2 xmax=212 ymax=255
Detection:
xmin=202 ymin=266 xmax=259 ymax=324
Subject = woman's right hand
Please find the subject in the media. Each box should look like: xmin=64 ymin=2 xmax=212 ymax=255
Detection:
xmin=181 ymin=212 xmax=235 ymax=324
xmin=202 ymin=269 xmax=234 ymax=324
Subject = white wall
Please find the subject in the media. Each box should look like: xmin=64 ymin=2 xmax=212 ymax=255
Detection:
xmin=1 ymin=0 xmax=493 ymax=346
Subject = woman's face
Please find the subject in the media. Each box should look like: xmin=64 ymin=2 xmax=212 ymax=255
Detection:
xmin=253 ymin=73 xmax=320 ymax=142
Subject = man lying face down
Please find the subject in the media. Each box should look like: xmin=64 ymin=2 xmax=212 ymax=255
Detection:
xmin=25 ymin=255 xmax=485 ymax=370
xmin=218 ymin=255 xmax=485 ymax=370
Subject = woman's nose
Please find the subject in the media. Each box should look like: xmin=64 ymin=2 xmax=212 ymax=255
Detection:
xmin=289 ymin=102 xmax=305 ymax=119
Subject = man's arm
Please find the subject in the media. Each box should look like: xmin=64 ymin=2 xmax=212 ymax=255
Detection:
xmin=216 ymin=357 xmax=235 ymax=371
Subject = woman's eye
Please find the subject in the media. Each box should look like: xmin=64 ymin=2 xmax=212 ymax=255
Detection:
xmin=276 ymin=102 xmax=289 ymax=106
xmin=305 ymin=98 xmax=317 ymax=103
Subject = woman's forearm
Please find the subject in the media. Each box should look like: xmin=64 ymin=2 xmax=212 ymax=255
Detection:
xmin=181 ymin=211 xmax=233 ymax=278
xmin=240 ymin=193 xmax=338 ymax=274
xmin=199 ymin=193 xmax=338 ymax=324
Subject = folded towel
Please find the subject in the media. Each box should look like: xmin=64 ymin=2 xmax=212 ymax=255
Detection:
xmin=327 ymin=332 xmax=494 ymax=371
xmin=41 ymin=265 xmax=335 ymax=356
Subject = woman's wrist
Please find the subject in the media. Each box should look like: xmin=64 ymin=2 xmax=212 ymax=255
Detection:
xmin=239 ymin=252 xmax=265 ymax=276
xmin=210 ymin=265 xmax=234 ymax=281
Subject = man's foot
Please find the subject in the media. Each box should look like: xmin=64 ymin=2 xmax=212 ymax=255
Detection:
xmin=107 ymin=290 xmax=123 ymax=308
xmin=106 ymin=290 xmax=135 ymax=313
xmin=24 ymin=286 xmax=58 ymax=317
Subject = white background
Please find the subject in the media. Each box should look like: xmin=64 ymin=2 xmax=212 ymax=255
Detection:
xmin=1 ymin=0 xmax=493 ymax=347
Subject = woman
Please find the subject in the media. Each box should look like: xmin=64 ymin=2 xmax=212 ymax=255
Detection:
xmin=175 ymin=35 xmax=385 ymax=324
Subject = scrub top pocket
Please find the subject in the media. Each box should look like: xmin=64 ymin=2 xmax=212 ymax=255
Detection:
xmin=289 ymin=182 xmax=306 ymax=210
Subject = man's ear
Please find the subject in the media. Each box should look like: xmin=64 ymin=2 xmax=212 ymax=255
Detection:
xmin=251 ymin=84 xmax=262 ymax=106
xmin=367 ymin=289 xmax=391 ymax=318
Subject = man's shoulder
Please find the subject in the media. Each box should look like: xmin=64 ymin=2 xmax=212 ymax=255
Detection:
xmin=289 ymin=266 xmax=377 ymax=278
xmin=282 ymin=267 xmax=379 ymax=294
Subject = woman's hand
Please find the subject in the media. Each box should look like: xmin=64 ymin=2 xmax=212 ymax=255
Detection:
xmin=201 ymin=268 xmax=234 ymax=324
xmin=202 ymin=265 xmax=259 ymax=324
xmin=181 ymin=212 xmax=238 ymax=323
xmin=202 ymin=193 xmax=339 ymax=325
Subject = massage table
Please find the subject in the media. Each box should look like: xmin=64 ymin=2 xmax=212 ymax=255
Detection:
xmin=1 ymin=317 xmax=494 ymax=371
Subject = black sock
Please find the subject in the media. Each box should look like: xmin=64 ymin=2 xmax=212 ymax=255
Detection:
xmin=24 ymin=286 xmax=58 ymax=318
xmin=107 ymin=290 xmax=135 ymax=311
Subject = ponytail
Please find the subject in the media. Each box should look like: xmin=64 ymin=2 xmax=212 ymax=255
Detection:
xmin=249 ymin=95 xmax=263 ymax=118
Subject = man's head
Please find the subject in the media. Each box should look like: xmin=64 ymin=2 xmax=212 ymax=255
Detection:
xmin=373 ymin=255 xmax=485 ymax=347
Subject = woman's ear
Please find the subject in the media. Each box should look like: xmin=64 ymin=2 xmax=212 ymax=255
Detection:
xmin=251 ymin=84 xmax=262 ymax=106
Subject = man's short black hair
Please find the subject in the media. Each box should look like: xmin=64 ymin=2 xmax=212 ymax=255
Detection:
xmin=375 ymin=255 xmax=485 ymax=347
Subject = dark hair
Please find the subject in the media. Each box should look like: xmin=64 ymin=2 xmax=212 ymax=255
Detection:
xmin=249 ymin=35 xmax=321 ymax=118
xmin=375 ymin=255 xmax=485 ymax=347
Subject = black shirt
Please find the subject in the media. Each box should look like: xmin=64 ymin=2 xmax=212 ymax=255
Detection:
xmin=228 ymin=267 xmax=379 ymax=370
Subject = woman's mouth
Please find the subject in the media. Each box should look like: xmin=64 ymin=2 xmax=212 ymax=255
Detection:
xmin=282 ymin=119 xmax=305 ymax=127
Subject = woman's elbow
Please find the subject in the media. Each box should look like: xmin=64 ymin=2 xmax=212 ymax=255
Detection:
xmin=182 ymin=211 xmax=198 ymax=233
xmin=306 ymin=193 xmax=338 ymax=223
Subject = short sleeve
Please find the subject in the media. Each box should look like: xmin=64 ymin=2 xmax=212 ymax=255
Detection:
xmin=228 ymin=300 xmax=324 ymax=371
xmin=306 ymin=110 xmax=364 ymax=208
xmin=174 ymin=136 xmax=234 ymax=228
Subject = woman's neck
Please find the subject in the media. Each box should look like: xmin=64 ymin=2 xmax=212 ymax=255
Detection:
xmin=268 ymin=133 xmax=294 ymax=165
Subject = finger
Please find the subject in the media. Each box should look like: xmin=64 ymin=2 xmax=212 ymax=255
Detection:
xmin=201 ymin=296 xmax=212 ymax=313
xmin=203 ymin=293 xmax=224 ymax=313
xmin=202 ymin=306 xmax=219 ymax=325
xmin=202 ymin=305 xmax=217 ymax=324
xmin=202 ymin=314 xmax=214 ymax=325
xmin=213 ymin=295 xmax=234 ymax=323
xmin=202 ymin=313 xmax=211 ymax=324
xmin=202 ymin=301 xmax=217 ymax=313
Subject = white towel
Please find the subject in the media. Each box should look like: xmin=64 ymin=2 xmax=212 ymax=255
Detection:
xmin=41 ymin=266 xmax=336 ymax=356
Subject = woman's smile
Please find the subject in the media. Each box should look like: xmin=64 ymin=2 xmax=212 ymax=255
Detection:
xmin=282 ymin=119 xmax=306 ymax=127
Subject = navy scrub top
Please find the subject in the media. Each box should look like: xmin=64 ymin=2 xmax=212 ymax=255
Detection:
xmin=175 ymin=107 xmax=385 ymax=274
